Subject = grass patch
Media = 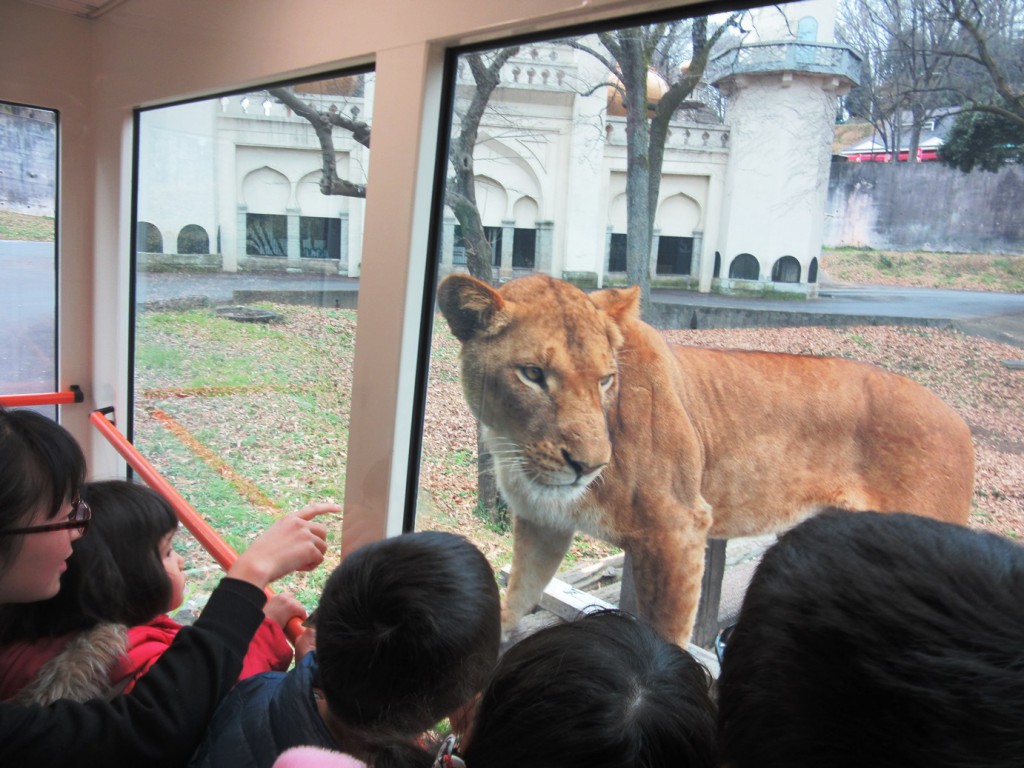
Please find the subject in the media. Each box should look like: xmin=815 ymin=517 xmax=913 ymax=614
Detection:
xmin=822 ymin=248 xmax=1024 ymax=293
xmin=0 ymin=210 xmax=54 ymax=241
xmin=711 ymin=284 xmax=808 ymax=300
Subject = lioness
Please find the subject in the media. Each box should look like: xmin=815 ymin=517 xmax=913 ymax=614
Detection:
xmin=437 ymin=273 xmax=975 ymax=645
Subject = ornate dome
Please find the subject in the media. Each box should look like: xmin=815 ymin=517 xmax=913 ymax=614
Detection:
xmin=607 ymin=68 xmax=670 ymax=117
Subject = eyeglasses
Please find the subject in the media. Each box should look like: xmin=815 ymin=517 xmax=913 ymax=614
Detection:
xmin=1 ymin=498 xmax=92 ymax=536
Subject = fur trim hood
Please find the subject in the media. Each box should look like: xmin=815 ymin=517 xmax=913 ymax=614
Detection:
xmin=12 ymin=624 xmax=129 ymax=706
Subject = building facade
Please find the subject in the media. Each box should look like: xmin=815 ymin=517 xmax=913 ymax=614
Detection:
xmin=135 ymin=0 xmax=859 ymax=296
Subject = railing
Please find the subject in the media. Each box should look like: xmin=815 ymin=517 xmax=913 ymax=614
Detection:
xmin=604 ymin=116 xmax=730 ymax=152
xmin=90 ymin=407 xmax=306 ymax=642
xmin=0 ymin=385 xmax=83 ymax=407
xmin=706 ymin=41 xmax=863 ymax=87
xmin=1 ymin=390 xmax=306 ymax=639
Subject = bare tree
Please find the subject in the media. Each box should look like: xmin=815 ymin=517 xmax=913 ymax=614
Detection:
xmin=444 ymin=48 xmax=520 ymax=522
xmin=570 ymin=17 xmax=739 ymax=314
xmin=273 ymin=67 xmax=517 ymax=521
xmin=838 ymin=0 xmax=961 ymax=162
xmin=269 ymin=85 xmax=370 ymax=198
xmin=838 ymin=0 xmax=1023 ymax=168
xmin=446 ymin=48 xmax=519 ymax=284
xmin=938 ymin=0 xmax=1024 ymax=125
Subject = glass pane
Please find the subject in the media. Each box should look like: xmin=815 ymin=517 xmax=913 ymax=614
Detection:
xmin=132 ymin=71 xmax=373 ymax=606
xmin=0 ymin=102 xmax=57 ymax=416
xmin=419 ymin=1 xmax=1024 ymax=651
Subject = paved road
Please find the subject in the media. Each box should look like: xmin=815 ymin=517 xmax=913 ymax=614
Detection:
xmin=0 ymin=240 xmax=56 ymax=394
xmin=4 ymin=236 xmax=1024 ymax=396
xmin=657 ymin=282 xmax=1024 ymax=319
xmin=136 ymin=270 xmax=359 ymax=305
xmin=654 ymin=282 xmax=1024 ymax=347
xmin=138 ymin=270 xmax=1024 ymax=346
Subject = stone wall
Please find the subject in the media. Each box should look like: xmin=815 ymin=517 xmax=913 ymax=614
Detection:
xmin=824 ymin=160 xmax=1024 ymax=254
xmin=0 ymin=107 xmax=56 ymax=216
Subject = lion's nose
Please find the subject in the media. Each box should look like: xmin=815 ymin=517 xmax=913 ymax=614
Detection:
xmin=562 ymin=449 xmax=607 ymax=479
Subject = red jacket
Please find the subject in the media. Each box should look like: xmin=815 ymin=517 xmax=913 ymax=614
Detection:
xmin=0 ymin=613 xmax=292 ymax=703
xmin=112 ymin=614 xmax=293 ymax=692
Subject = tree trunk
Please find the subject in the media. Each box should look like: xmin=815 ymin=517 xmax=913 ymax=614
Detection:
xmin=448 ymin=49 xmax=518 ymax=521
xmin=619 ymin=39 xmax=655 ymax=316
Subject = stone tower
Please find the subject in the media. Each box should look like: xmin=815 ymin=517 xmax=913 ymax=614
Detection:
xmin=706 ymin=0 xmax=860 ymax=296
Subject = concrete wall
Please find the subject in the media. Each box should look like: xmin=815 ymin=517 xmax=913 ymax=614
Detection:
xmin=825 ymin=160 xmax=1024 ymax=253
xmin=0 ymin=107 xmax=56 ymax=215
xmin=647 ymin=300 xmax=955 ymax=332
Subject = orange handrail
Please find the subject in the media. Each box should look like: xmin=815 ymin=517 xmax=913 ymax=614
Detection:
xmin=0 ymin=385 xmax=83 ymax=408
xmin=89 ymin=408 xmax=305 ymax=641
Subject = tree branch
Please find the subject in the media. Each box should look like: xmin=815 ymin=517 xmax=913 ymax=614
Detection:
xmin=269 ymin=86 xmax=368 ymax=198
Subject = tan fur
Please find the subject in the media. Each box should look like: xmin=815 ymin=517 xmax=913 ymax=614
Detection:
xmin=13 ymin=623 xmax=128 ymax=705
xmin=437 ymin=273 xmax=975 ymax=645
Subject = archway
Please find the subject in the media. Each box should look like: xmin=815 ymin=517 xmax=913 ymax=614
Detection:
xmin=729 ymin=253 xmax=759 ymax=280
xmin=771 ymin=255 xmax=801 ymax=283
xmin=177 ymin=224 xmax=210 ymax=254
xmin=137 ymin=221 xmax=163 ymax=253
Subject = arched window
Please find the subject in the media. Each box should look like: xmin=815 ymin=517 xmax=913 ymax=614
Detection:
xmin=771 ymin=255 xmax=801 ymax=283
xmin=177 ymin=224 xmax=210 ymax=254
xmin=797 ymin=16 xmax=818 ymax=41
xmin=136 ymin=221 xmax=163 ymax=253
xmin=729 ymin=253 xmax=759 ymax=280
xmin=713 ymin=251 xmax=722 ymax=278
xmin=808 ymin=257 xmax=819 ymax=283
xmin=513 ymin=196 xmax=539 ymax=271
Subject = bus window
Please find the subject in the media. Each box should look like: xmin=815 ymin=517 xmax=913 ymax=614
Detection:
xmin=0 ymin=102 xmax=58 ymax=418
xmin=132 ymin=71 xmax=372 ymax=604
xmin=415 ymin=0 xmax=1024 ymax=648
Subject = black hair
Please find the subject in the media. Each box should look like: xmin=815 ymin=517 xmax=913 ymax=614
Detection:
xmin=462 ymin=609 xmax=718 ymax=768
xmin=717 ymin=509 xmax=1024 ymax=768
xmin=315 ymin=531 xmax=500 ymax=768
xmin=0 ymin=480 xmax=179 ymax=643
xmin=0 ymin=407 xmax=86 ymax=576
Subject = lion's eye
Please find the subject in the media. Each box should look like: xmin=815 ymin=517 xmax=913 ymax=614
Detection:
xmin=599 ymin=373 xmax=615 ymax=391
xmin=519 ymin=365 xmax=545 ymax=385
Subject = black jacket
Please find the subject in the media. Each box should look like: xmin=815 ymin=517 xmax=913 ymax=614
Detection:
xmin=190 ymin=651 xmax=337 ymax=768
xmin=0 ymin=577 xmax=266 ymax=768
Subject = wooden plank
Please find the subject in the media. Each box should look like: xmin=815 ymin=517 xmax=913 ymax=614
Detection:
xmin=692 ymin=539 xmax=728 ymax=648
xmin=620 ymin=543 xmax=728 ymax=649
xmin=499 ymin=564 xmax=615 ymax=621
xmin=498 ymin=565 xmax=720 ymax=678
xmin=619 ymin=551 xmax=637 ymax=613
xmin=560 ymin=552 xmax=625 ymax=589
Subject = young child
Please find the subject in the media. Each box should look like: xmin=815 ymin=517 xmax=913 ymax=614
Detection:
xmin=717 ymin=509 xmax=1024 ymax=768
xmin=459 ymin=609 xmax=718 ymax=768
xmin=189 ymin=530 xmax=502 ymax=768
xmin=0 ymin=479 xmax=304 ymax=703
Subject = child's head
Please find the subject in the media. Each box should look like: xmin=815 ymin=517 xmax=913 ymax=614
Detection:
xmin=462 ymin=609 xmax=718 ymax=768
xmin=1 ymin=480 xmax=181 ymax=641
xmin=717 ymin=510 xmax=1024 ymax=768
xmin=0 ymin=407 xmax=86 ymax=581
xmin=77 ymin=480 xmax=184 ymax=620
xmin=314 ymin=531 xmax=500 ymax=749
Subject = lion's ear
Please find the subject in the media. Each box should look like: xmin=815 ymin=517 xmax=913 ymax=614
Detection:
xmin=437 ymin=274 xmax=510 ymax=342
xmin=589 ymin=285 xmax=641 ymax=325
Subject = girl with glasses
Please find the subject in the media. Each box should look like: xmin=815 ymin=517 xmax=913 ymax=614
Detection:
xmin=0 ymin=406 xmax=338 ymax=767
xmin=0 ymin=480 xmax=305 ymax=703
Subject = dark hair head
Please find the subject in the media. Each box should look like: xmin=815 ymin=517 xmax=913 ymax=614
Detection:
xmin=0 ymin=407 xmax=86 ymax=574
xmin=463 ymin=610 xmax=718 ymax=768
xmin=316 ymin=531 xmax=500 ymax=744
xmin=0 ymin=480 xmax=179 ymax=642
xmin=718 ymin=509 xmax=1024 ymax=768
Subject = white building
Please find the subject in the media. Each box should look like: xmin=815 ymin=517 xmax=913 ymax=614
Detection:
xmin=137 ymin=1 xmax=859 ymax=296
